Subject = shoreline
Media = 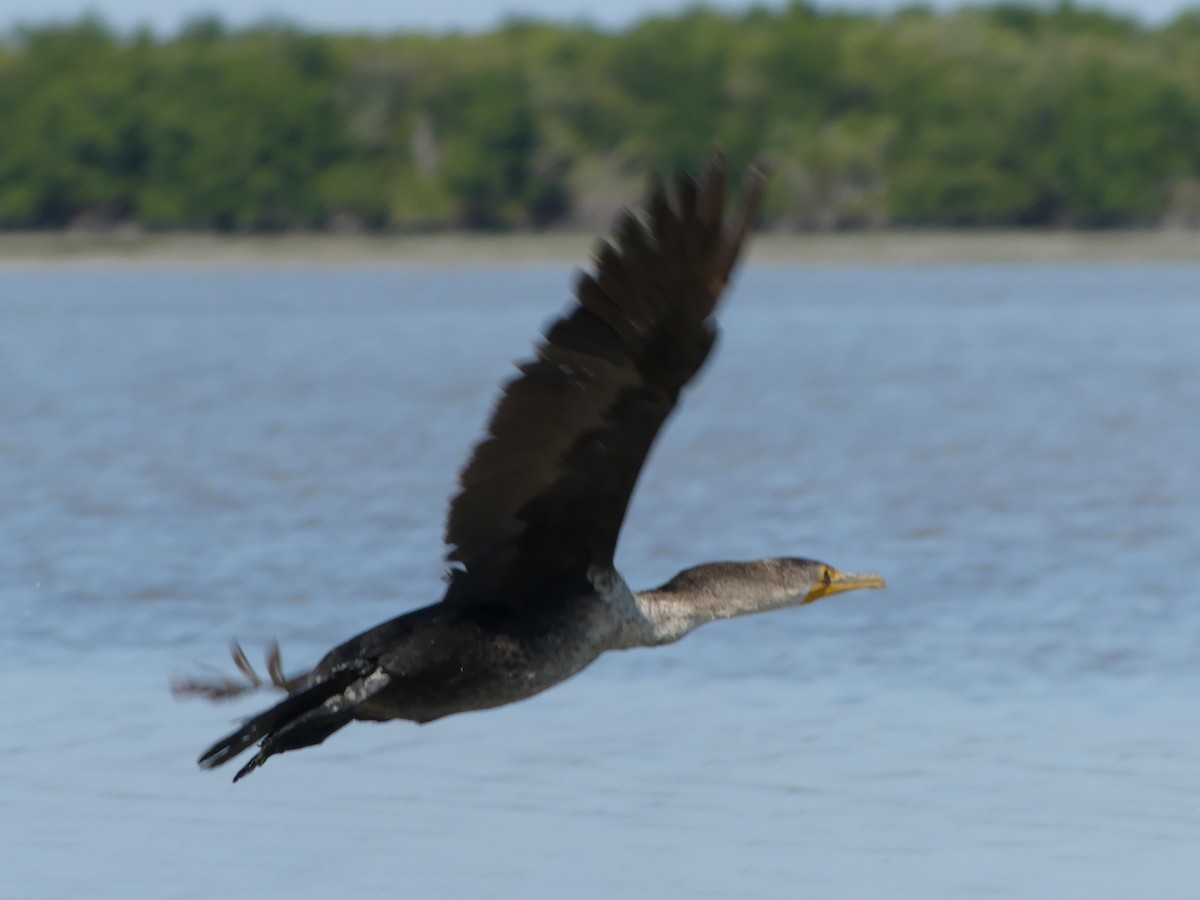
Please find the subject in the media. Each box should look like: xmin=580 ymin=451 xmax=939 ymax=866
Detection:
xmin=0 ymin=229 xmax=1198 ymax=268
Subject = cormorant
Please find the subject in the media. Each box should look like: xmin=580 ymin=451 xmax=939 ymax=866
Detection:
xmin=176 ymin=152 xmax=886 ymax=781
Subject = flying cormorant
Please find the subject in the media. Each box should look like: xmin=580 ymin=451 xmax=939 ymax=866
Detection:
xmin=177 ymin=152 xmax=886 ymax=781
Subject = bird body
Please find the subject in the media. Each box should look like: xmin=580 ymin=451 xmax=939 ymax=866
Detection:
xmin=178 ymin=152 xmax=886 ymax=781
xmin=327 ymin=568 xmax=636 ymax=724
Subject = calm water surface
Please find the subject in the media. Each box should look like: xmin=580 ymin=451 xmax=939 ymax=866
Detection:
xmin=3 ymin=264 xmax=1200 ymax=898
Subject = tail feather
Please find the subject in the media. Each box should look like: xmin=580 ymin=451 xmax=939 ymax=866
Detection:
xmin=232 ymin=707 xmax=357 ymax=781
xmin=198 ymin=662 xmax=387 ymax=780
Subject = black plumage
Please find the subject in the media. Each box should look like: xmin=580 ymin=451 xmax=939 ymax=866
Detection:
xmin=178 ymin=153 xmax=881 ymax=782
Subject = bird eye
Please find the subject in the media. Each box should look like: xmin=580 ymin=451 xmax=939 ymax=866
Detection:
xmin=822 ymin=568 xmax=833 ymax=585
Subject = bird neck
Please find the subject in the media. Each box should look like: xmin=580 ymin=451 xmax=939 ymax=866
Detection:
xmin=628 ymin=564 xmax=812 ymax=647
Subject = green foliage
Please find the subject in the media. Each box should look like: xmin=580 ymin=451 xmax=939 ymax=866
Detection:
xmin=2 ymin=4 xmax=1200 ymax=230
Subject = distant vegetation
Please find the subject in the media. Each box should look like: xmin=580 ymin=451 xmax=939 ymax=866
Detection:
xmin=3 ymin=3 xmax=1200 ymax=231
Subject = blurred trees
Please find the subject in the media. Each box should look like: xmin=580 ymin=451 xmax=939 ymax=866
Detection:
xmin=2 ymin=3 xmax=1200 ymax=231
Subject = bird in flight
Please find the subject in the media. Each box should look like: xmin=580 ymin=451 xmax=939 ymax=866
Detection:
xmin=176 ymin=151 xmax=886 ymax=781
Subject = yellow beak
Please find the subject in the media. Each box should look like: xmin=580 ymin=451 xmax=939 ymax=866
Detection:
xmin=802 ymin=568 xmax=887 ymax=605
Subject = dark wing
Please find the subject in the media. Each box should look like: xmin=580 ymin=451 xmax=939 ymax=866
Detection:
xmin=442 ymin=151 xmax=768 ymax=604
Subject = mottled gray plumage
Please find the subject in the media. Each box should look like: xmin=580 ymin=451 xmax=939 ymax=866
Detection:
xmin=176 ymin=152 xmax=884 ymax=782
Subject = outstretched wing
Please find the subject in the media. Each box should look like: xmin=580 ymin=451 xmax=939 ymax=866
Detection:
xmin=442 ymin=151 xmax=768 ymax=603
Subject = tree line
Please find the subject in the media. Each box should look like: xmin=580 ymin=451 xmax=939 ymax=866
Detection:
xmin=2 ymin=2 xmax=1200 ymax=232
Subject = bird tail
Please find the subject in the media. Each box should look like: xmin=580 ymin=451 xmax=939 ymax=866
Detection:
xmin=197 ymin=662 xmax=390 ymax=782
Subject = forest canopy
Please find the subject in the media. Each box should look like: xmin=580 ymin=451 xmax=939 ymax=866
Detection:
xmin=2 ymin=2 xmax=1200 ymax=231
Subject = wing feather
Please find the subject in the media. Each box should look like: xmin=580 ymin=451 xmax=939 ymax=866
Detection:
xmin=442 ymin=151 xmax=768 ymax=603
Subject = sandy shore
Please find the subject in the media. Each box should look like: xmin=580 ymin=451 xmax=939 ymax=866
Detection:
xmin=0 ymin=229 xmax=1198 ymax=268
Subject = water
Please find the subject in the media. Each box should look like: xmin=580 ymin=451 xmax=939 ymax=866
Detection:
xmin=3 ymin=263 xmax=1200 ymax=898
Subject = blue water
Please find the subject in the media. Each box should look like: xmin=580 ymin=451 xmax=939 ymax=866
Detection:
xmin=4 ymin=263 xmax=1200 ymax=898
